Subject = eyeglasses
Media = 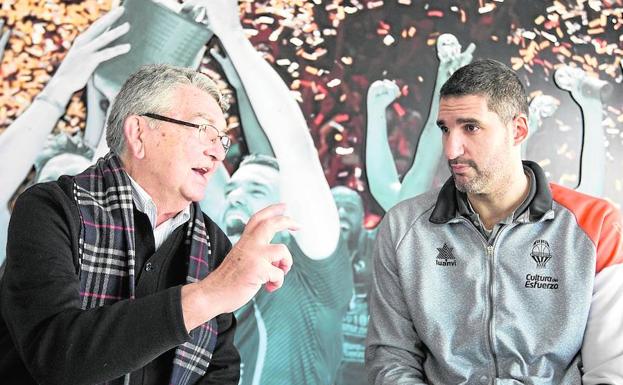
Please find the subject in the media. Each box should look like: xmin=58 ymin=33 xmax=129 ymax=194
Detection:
xmin=141 ymin=113 xmax=231 ymax=153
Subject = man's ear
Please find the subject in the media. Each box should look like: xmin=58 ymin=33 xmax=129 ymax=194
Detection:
xmin=123 ymin=115 xmax=146 ymax=159
xmin=512 ymin=113 xmax=529 ymax=146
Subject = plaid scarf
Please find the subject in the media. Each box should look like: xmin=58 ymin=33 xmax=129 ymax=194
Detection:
xmin=73 ymin=153 xmax=218 ymax=385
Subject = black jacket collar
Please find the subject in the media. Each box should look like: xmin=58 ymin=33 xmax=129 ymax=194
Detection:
xmin=429 ymin=160 xmax=553 ymax=224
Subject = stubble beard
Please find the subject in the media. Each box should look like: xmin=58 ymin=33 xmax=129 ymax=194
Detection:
xmin=450 ymin=159 xmax=499 ymax=195
xmin=453 ymin=159 xmax=515 ymax=196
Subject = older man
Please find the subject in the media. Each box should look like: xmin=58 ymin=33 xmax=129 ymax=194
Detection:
xmin=0 ymin=64 xmax=296 ymax=385
xmin=366 ymin=59 xmax=623 ymax=384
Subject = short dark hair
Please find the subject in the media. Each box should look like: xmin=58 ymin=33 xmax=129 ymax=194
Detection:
xmin=239 ymin=153 xmax=280 ymax=171
xmin=440 ymin=59 xmax=529 ymax=123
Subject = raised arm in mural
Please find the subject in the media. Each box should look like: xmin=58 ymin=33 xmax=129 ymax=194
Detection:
xmin=365 ymin=80 xmax=402 ymax=210
xmin=0 ymin=9 xmax=128 ymax=266
xmin=187 ymin=0 xmax=340 ymax=256
xmin=366 ymin=34 xmax=476 ymax=211
xmin=210 ymin=47 xmax=273 ymax=157
xmin=554 ymin=65 xmax=610 ymax=197
xmin=199 ymin=47 xmax=275 ymax=222
xmin=183 ymin=2 xmax=351 ymax=384
xmin=0 ymin=18 xmax=10 ymax=63
xmin=0 ymin=7 xmax=129 ymax=207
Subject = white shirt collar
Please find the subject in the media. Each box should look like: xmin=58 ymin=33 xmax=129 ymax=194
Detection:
xmin=127 ymin=174 xmax=191 ymax=249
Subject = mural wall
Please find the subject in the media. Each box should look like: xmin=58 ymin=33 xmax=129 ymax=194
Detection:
xmin=1 ymin=0 xmax=621 ymax=384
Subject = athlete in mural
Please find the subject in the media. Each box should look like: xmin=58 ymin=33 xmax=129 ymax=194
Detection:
xmin=0 ymin=7 xmax=130 ymax=264
xmin=182 ymin=1 xmax=352 ymax=384
xmin=207 ymin=47 xmax=377 ymax=384
xmin=331 ymin=186 xmax=376 ymax=385
xmin=366 ymin=34 xmax=476 ymax=211
xmin=555 ymin=65 xmax=611 ymax=197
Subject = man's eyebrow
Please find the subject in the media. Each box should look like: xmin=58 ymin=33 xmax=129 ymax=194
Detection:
xmin=456 ymin=118 xmax=482 ymax=125
xmin=190 ymin=112 xmax=217 ymax=124
xmin=248 ymin=181 xmax=269 ymax=188
xmin=436 ymin=118 xmax=483 ymax=127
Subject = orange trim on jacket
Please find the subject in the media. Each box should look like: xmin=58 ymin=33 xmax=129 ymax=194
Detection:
xmin=550 ymin=183 xmax=623 ymax=273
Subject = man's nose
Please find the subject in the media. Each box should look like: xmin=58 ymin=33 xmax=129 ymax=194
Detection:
xmin=443 ymin=130 xmax=465 ymax=160
xmin=226 ymin=188 xmax=246 ymax=207
xmin=338 ymin=206 xmax=347 ymax=216
xmin=204 ymin=141 xmax=227 ymax=162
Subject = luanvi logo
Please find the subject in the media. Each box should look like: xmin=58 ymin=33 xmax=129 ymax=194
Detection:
xmin=530 ymin=239 xmax=552 ymax=268
xmin=435 ymin=243 xmax=456 ymax=266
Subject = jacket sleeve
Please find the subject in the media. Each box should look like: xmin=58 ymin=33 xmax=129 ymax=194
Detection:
xmin=0 ymin=183 xmax=191 ymax=385
xmin=199 ymin=225 xmax=240 ymax=384
xmin=581 ymin=205 xmax=623 ymax=384
xmin=365 ymin=215 xmax=428 ymax=385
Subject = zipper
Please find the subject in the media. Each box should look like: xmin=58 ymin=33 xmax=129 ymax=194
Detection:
xmin=456 ymin=217 xmax=504 ymax=382
xmin=486 ymin=244 xmax=499 ymax=381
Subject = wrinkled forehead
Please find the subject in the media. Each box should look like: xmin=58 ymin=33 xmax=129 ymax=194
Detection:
xmin=172 ymin=85 xmax=227 ymax=131
xmin=438 ymin=94 xmax=492 ymax=114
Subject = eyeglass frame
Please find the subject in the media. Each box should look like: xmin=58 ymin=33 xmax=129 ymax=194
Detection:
xmin=140 ymin=112 xmax=231 ymax=153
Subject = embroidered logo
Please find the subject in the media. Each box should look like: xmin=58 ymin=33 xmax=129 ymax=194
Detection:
xmin=435 ymin=243 xmax=456 ymax=266
xmin=530 ymin=239 xmax=552 ymax=268
xmin=525 ymin=239 xmax=559 ymax=290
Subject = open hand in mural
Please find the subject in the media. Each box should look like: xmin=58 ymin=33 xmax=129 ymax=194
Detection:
xmin=437 ymin=33 xmax=476 ymax=79
xmin=181 ymin=0 xmax=243 ymax=37
xmin=0 ymin=6 xmax=129 ymax=208
xmin=0 ymin=7 xmax=130 ymax=265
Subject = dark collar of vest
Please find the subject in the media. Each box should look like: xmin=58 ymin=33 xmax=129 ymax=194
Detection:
xmin=429 ymin=160 xmax=553 ymax=224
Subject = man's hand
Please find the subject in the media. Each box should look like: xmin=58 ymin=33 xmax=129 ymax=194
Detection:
xmin=181 ymin=0 xmax=243 ymax=37
xmin=182 ymin=204 xmax=299 ymax=331
xmin=437 ymin=33 xmax=476 ymax=79
xmin=216 ymin=203 xmax=297 ymax=297
xmin=555 ymin=65 xmax=612 ymax=102
xmin=367 ymin=80 xmax=400 ymax=111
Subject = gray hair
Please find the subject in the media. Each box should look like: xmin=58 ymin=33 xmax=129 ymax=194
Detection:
xmin=106 ymin=64 xmax=228 ymax=155
xmin=440 ymin=59 xmax=529 ymax=123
